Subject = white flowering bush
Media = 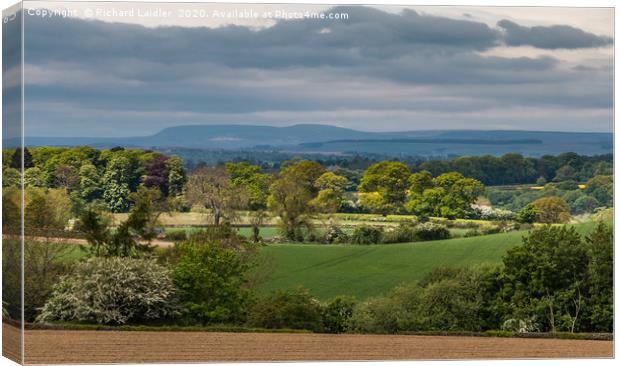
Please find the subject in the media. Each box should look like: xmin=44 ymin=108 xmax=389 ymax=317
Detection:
xmin=502 ymin=318 xmax=539 ymax=333
xmin=472 ymin=204 xmax=515 ymax=221
xmin=37 ymin=257 xmax=179 ymax=325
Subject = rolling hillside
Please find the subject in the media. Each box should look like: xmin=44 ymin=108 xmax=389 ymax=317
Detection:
xmin=257 ymin=221 xmax=602 ymax=300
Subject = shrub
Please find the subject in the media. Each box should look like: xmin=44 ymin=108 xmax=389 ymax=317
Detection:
xmin=557 ymin=180 xmax=579 ymax=190
xmin=324 ymin=225 xmax=349 ymax=244
xmin=413 ymin=222 xmax=450 ymax=241
xmin=420 ymin=266 xmax=502 ymax=331
xmin=516 ymin=204 xmax=538 ymax=223
xmin=349 ymin=297 xmax=401 ymax=334
xmin=420 ymin=279 xmax=482 ymax=331
xmin=562 ymin=190 xmax=585 ymax=209
xmin=24 ymin=241 xmax=74 ymax=322
xmin=350 ymin=225 xmax=383 ymax=245
xmin=172 ymin=241 xmax=250 ymax=324
xmin=502 ymin=318 xmax=539 ymax=333
xmin=247 ymin=288 xmax=324 ymax=332
xmin=349 ymin=284 xmax=423 ymax=334
xmin=185 ymin=224 xmax=247 ymax=250
xmin=305 ymin=231 xmax=320 ymax=243
xmin=572 ymin=195 xmax=600 ymax=214
xmin=382 ymin=223 xmax=417 ymax=243
xmin=322 ymin=296 xmax=357 ymax=333
xmin=164 ymin=230 xmax=188 ymax=242
xmin=350 ymin=266 xmax=501 ymax=334
xmin=37 ymin=257 xmax=178 ymax=325
xmin=472 ymin=205 xmax=515 ymax=221
xmin=491 ymin=221 xmax=518 ymax=234
xmin=501 ymin=225 xmax=589 ymax=332
xmin=464 ymin=229 xmax=481 ymax=237
xmin=442 ymin=220 xmax=478 ymax=229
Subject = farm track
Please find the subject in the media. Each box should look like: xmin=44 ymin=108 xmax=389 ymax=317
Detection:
xmin=9 ymin=324 xmax=613 ymax=363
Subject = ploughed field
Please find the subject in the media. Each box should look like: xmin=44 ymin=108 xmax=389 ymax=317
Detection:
xmin=16 ymin=325 xmax=612 ymax=363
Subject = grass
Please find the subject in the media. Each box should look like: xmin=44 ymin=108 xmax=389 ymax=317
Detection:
xmin=63 ymin=244 xmax=87 ymax=261
xmin=46 ymin=218 xmax=607 ymax=301
xmin=257 ymin=221 xmax=604 ymax=300
xmin=258 ymin=232 xmax=523 ymax=300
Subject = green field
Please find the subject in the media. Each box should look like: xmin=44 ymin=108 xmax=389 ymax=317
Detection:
xmin=50 ymin=219 xmax=606 ymax=301
xmin=257 ymin=221 xmax=602 ymax=300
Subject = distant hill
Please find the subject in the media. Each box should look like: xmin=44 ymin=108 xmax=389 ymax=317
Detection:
xmin=142 ymin=124 xmax=384 ymax=148
xmin=8 ymin=124 xmax=613 ymax=157
xmin=292 ymin=130 xmax=613 ymax=157
xmin=13 ymin=124 xmax=385 ymax=149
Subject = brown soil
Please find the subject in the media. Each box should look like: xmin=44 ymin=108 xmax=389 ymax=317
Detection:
xmin=2 ymin=322 xmax=22 ymax=364
xmin=14 ymin=325 xmax=612 ymax=364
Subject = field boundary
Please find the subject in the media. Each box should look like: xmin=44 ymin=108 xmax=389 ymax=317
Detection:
xmin=25 ymin=322 xmax=612 ymax=341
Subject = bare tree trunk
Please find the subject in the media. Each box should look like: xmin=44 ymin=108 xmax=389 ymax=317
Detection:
xmin=546 ymin=291 xmax=556 ymax=333
xmin=570 ymin=290 xmax=583 ymax=333
xmin=548 ymin=303 xmax=555 ymax=333
xmin=213 ymin=207 xmax=221 ymax=226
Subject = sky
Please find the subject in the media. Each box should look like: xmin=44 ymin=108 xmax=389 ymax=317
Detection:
xmin=5 ymin=1 xmax=614 ymax=136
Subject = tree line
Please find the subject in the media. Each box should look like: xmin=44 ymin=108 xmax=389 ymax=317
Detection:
xmin=418 ymin=152 xmax=612 ymax=186
xmin=5 ymin=148 xmax=611 ymax=197
xmin=172 ymin=148 xmax=612 ymax=187
xmin=3 ymin=146 xmax=186 ymax=213
xmin=2 ymin=148 xmax=612 ymax=237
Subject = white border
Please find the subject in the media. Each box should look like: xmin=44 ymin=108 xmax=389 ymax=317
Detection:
xmin=0 ymin=1 xmax=617 ymax=366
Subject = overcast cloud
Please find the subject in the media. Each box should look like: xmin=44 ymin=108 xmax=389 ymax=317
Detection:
xmin=13 ymin=5 xmax=614 ymax=136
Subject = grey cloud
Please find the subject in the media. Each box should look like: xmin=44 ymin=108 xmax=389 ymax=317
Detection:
xmin=22 ymin=9 xmax=563 ymax=88
xmin=24 ymin=6 xmax=501 ymax=69
xmin=498 ymin=19 xmax=613 ymax=49
xmin=17 ymin=6 xmax=614 ymax=136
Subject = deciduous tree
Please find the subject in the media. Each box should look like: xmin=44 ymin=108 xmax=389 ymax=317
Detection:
xmin=172 ymin=237 xmax=250 ymax=324
xmin=585 ymin=222 xmax=613 ymax=332
xmin=530 ymin=196 xmax=570 ymax=223
xmin=226 ymin=162 xmax=271 ymax=210
xmin=359 ymin=161 xmax=410 ymax=215
xmin=406 ymin=172 xmax=484 ymax=219
xmin=268 ymin=160 xmax=325 ymax=239
xmin=310 ymin=172 xmax=349 ymax=213
xmin=102 ymin=156 xmax=133 ymax=212
xmin=143 ymin=155 xmax=170 ymax=196
xmin=186 ymin=166 xmax=247 ymax=226
xmin=166 ymin=156 xmax=187 ymax=197
xmin=501 ymin=226 xmax=589 ymax=332
xmin=79 ymin=163 xmax=102 ymax=201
